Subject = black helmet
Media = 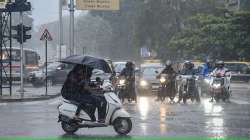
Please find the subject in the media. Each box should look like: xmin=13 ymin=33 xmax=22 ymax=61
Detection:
xmin=216 ymin=60 xmax=224 ymax=68
xmin=126 ymin=61 xmax=133 ymax=68
xmin=184 ymin=61 xmax=194 ymax=69
xmin=206 ymin=59 xmax=212 ymax=64
xmin=206 ymin=59 xmax=213 ymax=68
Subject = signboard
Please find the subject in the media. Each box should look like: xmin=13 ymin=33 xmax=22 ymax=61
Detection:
xmin=76 ymin=0 xmax=120 ymax=11
xmin=40 ymin=29 xmax=53 ymax=41
xmin=0 ymin=0 xmax=7 ymax=9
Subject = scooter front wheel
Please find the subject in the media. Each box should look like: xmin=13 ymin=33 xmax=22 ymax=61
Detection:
xmin=113 ymin=118 xmax=132 ymax=135
xmin=61 ymin=122 xmax=79 ymax=134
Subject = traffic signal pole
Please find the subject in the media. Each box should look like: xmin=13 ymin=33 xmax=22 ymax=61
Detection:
xmin=19 ymin=11 xmax=25 ymax=97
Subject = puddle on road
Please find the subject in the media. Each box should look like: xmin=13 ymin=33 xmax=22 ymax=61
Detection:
xmin=138 ymin=97 xmax=149 ymax=121
xmin=202 ymin=99 xmax=226 ymax=138
xmin=159 ymin=104 xmax=168 ymax=133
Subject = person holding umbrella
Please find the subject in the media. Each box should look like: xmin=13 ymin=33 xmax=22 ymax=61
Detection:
xmin=61 ymin=64 xmax=106 ymax=123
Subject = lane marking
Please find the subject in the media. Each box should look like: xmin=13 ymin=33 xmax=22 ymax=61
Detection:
xmin=22 ymin=101 xmax=42 ymax=105
xmin=48 ymin=100 xmax=61 ymax=105
xmin=230 ymin=99 xmax=250 ymax=105
xmin=0 ymin=103 xmax=7 ymax=106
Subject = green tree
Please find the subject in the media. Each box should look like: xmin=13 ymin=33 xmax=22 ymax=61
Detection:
xmin=168 ymin=11 xmax=250 ymax=60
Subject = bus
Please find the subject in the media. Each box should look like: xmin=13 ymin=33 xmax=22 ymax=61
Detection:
xmin=0 ymin=47 xmax=40 ymax=81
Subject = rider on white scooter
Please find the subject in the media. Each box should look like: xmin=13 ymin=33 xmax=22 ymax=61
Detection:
xmin=210 ymin=60 xmax=231 ymax=102
xmin=61 ymin=64 xmax=107 ymax=123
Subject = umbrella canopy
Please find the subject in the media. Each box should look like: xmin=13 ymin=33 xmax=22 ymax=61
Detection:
xmin=60 ymin=55 xmax=112 ymax=73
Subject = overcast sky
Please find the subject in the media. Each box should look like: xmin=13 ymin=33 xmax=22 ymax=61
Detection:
xmin=30 ymin=0 xmax=82 ymax=28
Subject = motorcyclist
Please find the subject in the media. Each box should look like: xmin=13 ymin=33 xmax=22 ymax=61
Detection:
xmin=201 ymin=59 xmax=214 ymax=76
xmin=200 ymin=59 xmax=214 ymax=96
xmin=119 ymin=61 xmax=137 ymax=102
xmin=156 ymin=60 xmax=176 ymax=101
xmin=211 ymin=61 xmax=228 ymax=76
xmin=210 ymin=60 xmax=231 ymax=102
xmin=177 ymin=61 xmax=198 ymax=103
xmin=61 ymin=64 xmax=106 ymax=123
xmin=180 ymin=61 xmax=196 ymax=75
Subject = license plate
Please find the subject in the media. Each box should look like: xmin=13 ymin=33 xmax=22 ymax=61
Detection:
xmin=152 ymin=85 xmax=159 ymax=89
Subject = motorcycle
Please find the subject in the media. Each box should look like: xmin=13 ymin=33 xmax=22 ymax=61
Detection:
xmin=210 ymin=72 xmax=231 ymax=102
xmin=178 ymin=75 xmax=200 ymax=104
xmin=58 ymin=79 xmax=132 ymax=135
xmin=117 ymin=76 xmax=137 ymax=103
xmin=157 ymin=74 xmax=176 ymax=102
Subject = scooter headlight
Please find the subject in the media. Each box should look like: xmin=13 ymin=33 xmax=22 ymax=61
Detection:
xmin=119 ymin=79 xmax=126 ymax=85
xmin=140 ymin=80 xmax=148 ymax=87
xmin=213 ymin=83 xmax=221 ymax=89
xmin=204 ymin=78 xmax=210 ymax=84
xmin=160 ymin=77 xmax=166 ymax=83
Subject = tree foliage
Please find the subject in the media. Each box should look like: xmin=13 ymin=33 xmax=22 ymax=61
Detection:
xmin=168 ymin=11 xmax=250 ymax=60
xmin=87 ymin=0 xmax=250 ymax=61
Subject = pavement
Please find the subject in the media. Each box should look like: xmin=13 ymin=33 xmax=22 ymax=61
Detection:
xmin=0 ymin=84 xmax=61 ymax=102
xmin=0 ymin=83 xmax=249 ymax=138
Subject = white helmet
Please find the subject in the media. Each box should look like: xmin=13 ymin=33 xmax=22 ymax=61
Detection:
xmin=166 ymin=60 xmax=172 ymax=66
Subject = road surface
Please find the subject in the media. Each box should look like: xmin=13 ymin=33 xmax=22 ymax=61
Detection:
xmin=0 ymin=83 xmax=249 ymax=138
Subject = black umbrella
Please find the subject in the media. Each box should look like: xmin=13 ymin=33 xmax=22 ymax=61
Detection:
xmin=60 ymin=55 xmax=112 ymax=73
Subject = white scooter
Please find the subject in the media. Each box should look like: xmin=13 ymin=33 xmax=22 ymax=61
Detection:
xmin=57 ymin=80 xmax=132 ymax=135
xmin=210 ymin=71 xmax=231 ymax=102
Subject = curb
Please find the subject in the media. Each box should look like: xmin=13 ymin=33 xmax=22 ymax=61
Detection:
xmin=0 ymin=93 xmax=61 ymax=103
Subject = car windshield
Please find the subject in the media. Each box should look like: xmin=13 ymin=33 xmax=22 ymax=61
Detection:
xmin=225 ymin=63 xmax=249 ymax=73
xmin=114 ymin=63 xmax=126 ymax=73
xmin=47 ymin=62 xmax=61 ymax=70
xmin=142 ymin=67 xmax=163 ymax=76
xmin=225 ymin=63 xmax=239 ymax=72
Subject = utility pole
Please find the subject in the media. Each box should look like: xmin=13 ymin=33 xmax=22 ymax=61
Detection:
xmin=59 ymin=0 xmax=63 ymax=60
xmin=69 ymin=0 xmax=74 ymax=56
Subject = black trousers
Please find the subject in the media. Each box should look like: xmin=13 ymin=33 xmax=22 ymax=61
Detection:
xmin=75 ymin=93 xmax=107 ymax=121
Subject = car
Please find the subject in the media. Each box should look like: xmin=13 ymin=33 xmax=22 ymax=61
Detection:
xmin=137 ymin=63 xmax=164 ymax=94
xmin=29 ymin=62 xmax=74 ymax=87
xmin=224 ymin=62 xmax=250 ymax=83
xmin=29 ymin=59 xmax=116 ymax=87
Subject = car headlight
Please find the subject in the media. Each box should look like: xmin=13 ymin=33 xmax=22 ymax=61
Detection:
xmin=140 ymin=80 xmax=148 ymax=87
xmin=119 ymin=79 xmax=125 ymax=85
xmin=160 ymin=77 xmax=166 ymax=83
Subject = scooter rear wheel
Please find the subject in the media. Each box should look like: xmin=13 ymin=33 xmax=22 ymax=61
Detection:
xmin=113 ymin=118 xmax=132 ymax=135
xmin=61 ymin=122 xmax=79 ymax=134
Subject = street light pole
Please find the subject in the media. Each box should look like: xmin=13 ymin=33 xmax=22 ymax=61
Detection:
xmin=59 ymin=0 xmax=63 ymax=60
xmin=69 ymin=0 xmax=75 ymax=56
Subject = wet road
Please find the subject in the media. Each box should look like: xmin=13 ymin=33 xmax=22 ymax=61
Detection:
xmin=0 ymin=83 xmax=250 ymax=138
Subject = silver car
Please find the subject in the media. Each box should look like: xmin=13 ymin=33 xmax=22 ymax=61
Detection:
xmin=137 ymin=64 xmax=164 ymax=94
